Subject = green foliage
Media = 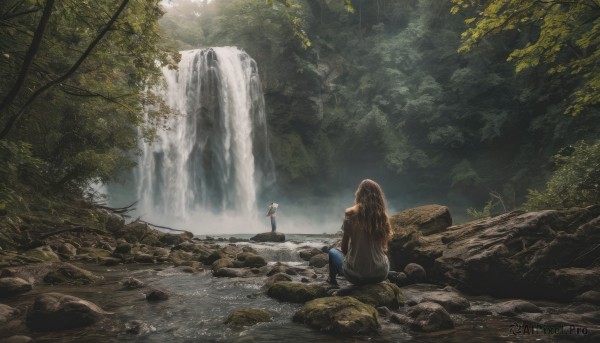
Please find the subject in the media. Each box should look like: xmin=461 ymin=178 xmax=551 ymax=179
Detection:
xmin=452 ymin=0 xmax=600 ymax=115
xmin=525 ymin=140 xmax=600 ymax=210
xmin=0 ymin=0 xmax=175 ymax=198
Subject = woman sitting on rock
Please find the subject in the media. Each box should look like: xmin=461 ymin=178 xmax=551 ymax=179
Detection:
xmin=327 ymin=179 xmax=393 ymax=286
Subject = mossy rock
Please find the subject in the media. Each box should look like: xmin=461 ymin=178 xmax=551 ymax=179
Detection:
xmin=293 ymin=296 xmax=380 ymax=335
xmin=337 ymin=282 xmax=404 ymax=309
xmin=22 ymin=246 xmax=60 ymax=262
xmin=43 ymin=263 xmax=101 ymax=285
xmin=267 ymin=281 xmax=328 ymax=303
xmin=224 ymin=308 xmax=272 ymax=326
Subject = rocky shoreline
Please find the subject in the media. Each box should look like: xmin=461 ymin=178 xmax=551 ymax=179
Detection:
xmin=0 ymin=205 xmax=598 ymax=342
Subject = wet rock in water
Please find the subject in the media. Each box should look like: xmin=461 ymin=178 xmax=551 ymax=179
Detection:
xmin=120 ymin=277 xmax=144 ymax=290
xmin=0 ymin=335 xmax=34 ymax=343
xmin=574 ymin=290 xmax=600 ymax=305
xmin=404 ymin=263 xmax=426 ymax=283
xmin=298 ymin=248 xmax=323 ymax=261
xmin=250 ymin=232 xmax=285 ymax=242
xmin=495 ymin=300 xmax=542 ymax=316
xmin=211 ymin=258 xmax=234 ymax=272
xmin=0 ymin=277 xmax=32 ymax=297
xmin=308 ymin=253 xmax=328 ymax=268
xmin=177 ymin=266 xmax=196 ymax=273
xmin=224 ymin=308 xmax=272 ymax=326
xmin=125 ymin=320 xmax=156 ymax=335
xmin=99 ymin=257 xmax=121 ymax=266
xmin=334 ymin=282 xmax=404 ymax=310
xmin=388 ymin=206 xmax=600 ymax=300
xmin=293 ymin=296 xmax=379 ymax=335
xmin=296 ymin=268 xmax=317 ymax=279
xmin=421 ymin=291 xmax=470 ymax=312
xmin=145 ymin=289 xmax=169 ymax=302
xmin=266 ymin=263 xmax=288 ymax=276
xmin=387 ymin=271 xmax=410 ymax=287
xmin=26 ymin=292 xmax=110 ymax=331
xmin=133 ymin=253 xmax=155 ymax=264
xmin=264 ymin=273 xmax=293 ymax=288
xmin=0 ymin=304 xmax=18 ymax=322
xmin=58 ymin=243 xmax=77 ymax=257
xmin=43 ymin=263 xmax=100 ymax=285
xmin=267 ymin=281 xmax=328 ymax=303
xmin=213 ymin=267 xmax=251 ymax=278
xmin=403 ymin=301 xmax=454 ymax=332
xmin=233 ymin=252 xmax=267 ymax=268
xmin=22 ymin=246 xmax=60 ymax=262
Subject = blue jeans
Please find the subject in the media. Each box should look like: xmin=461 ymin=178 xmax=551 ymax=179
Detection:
xmin=270 ymin=216 xmax=276 ymax=232
xmin=328 ymin=248 xmax=345 ymax=281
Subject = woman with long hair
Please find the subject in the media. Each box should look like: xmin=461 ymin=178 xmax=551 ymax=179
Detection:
xmin=328 ymin=179 xmax=393 ymax=286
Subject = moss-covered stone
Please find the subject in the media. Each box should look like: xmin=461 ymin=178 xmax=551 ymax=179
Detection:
xmin=293 ymin=296 xmax=380 ymax=335
xmin=224 ymin=308 xmax=272 ymax=326
xmin=43 ymin=263 xmax=101 ymax=285
xmin=22 ymin=246 xmax=60 ymax=262
xmin=267 ymin=281 xmax=328 ymax=303
xmin=337 ymin=282 xmax=404 ymax=309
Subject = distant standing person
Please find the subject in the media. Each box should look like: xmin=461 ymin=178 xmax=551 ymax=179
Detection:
xmin=266 ymin=202 xmax=279 ymax=232
xmin=328 ymin=179 xmax=392 ymax=286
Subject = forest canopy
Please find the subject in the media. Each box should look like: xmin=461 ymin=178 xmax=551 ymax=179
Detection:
xmin=1 ymin=0 xmax=598 ymax=220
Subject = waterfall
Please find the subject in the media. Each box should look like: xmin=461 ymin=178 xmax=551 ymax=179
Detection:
xmin=135 ymin=47 xmax=275 ymax=227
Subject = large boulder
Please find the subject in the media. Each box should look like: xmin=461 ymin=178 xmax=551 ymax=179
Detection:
xmin=267 ymin=281 xmax=328 ymax=303
xmin=388 ymin=206 xmax=600 ymax=300
xmin=224 ymin=308 xmax=272 ymax=326
xmin=335 ymin=282 xmax=404 ymax=309
xmin=391 ymin=205 xmax=452 ymax=236
xmin=293 ymin=296 xmax=380 ymax=335
xmin=251 ymin=232 xmax=285 ymax=242
xmin=26 ymin=292 xmax=110 ymax=331
xmin=0 ymin=277 xmax=32 ymax=297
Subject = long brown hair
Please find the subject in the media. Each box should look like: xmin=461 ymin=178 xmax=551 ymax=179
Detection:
xmin=354 ymin=179 xmax=392 ymax=251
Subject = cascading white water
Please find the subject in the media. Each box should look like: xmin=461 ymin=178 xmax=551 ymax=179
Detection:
xmin=136 ymin=47 xmax=275 ymax=227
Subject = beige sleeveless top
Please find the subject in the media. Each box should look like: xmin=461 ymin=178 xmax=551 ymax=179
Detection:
xmin=342 ymin=209 xmax=390 ymax=283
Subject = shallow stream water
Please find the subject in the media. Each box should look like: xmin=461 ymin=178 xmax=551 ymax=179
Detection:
xmin=1 ymin=235 xmax=584 ymax=342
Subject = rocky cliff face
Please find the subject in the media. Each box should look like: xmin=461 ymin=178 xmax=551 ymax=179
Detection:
xmin=389 ymin=205 xmax=600 ymax=301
